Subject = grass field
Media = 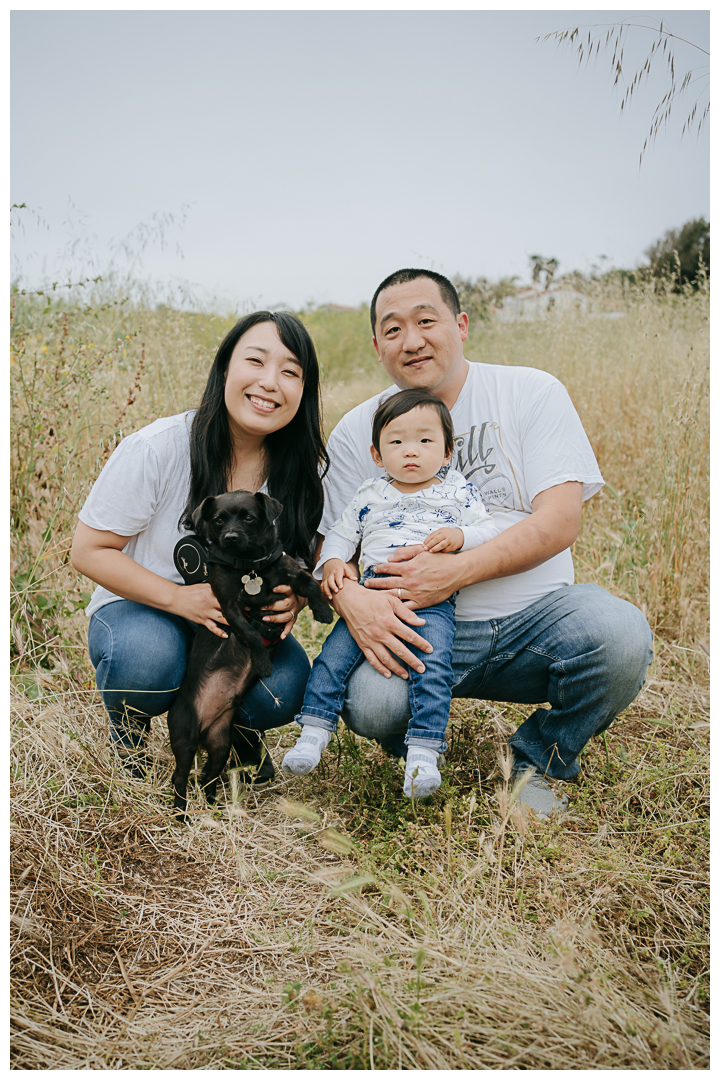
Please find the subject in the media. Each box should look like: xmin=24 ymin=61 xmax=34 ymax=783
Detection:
xmin=10 ymin=281 xmax=709 ymax=1068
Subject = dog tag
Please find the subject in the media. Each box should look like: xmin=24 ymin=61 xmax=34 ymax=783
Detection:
xmin=242 ymin=572 xmax=263 ymax=596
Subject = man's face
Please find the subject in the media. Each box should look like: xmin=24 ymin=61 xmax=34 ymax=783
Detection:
xmin=372 ymin=278 xmax=469 ymax=396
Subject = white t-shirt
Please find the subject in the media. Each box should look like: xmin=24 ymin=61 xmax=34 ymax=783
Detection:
xmin=315 ymin=467 xmax=501 ymax=580
xmin=320 ymin=361 xmax=604 ymax=621
xmin=79 ymin=412 xmax=196 ymax=617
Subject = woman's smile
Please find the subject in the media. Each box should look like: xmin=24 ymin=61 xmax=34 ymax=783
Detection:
xmin=247 ymin=393 xmax=280 ymax=412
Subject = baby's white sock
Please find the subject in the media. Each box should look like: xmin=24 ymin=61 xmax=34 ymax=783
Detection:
xmin=403 ymin=746 xmax=442 ymax=798
xmin=282 ymin=725 xmax=332 ymax=776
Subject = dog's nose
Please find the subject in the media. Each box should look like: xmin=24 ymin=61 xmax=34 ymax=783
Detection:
xmin=224 ymin=531 xmax=238 ymax=542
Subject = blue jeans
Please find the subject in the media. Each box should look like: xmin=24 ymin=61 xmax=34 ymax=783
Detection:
xmin=88 ymin=599 xmax=310 ymax=750
xmin=341 ymin=583 xmax=654 ymax=780
xmin=298 ymin=584 xmax=456 ymax=753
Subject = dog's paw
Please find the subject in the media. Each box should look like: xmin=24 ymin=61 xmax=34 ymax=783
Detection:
xmin=310 ymin=598 xmax=335 ymax=624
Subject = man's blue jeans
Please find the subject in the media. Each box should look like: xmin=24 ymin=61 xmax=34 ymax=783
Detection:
xmin=298 ymin=593 xmax=456 ymax=753
xmin=341 ymin=583 xmax=654 ymax=780
xmin=88 ymin=600 xmax=310 ymax=750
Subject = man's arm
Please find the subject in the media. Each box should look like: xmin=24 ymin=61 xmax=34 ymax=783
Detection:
xmin=367 ymin=481 xmax=583 ymax=603
xmin=338 ymin=481 xmax=583 ymax=678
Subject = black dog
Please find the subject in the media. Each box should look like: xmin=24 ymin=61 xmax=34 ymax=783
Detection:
xmin=167 ymin=490 xmax=333 ymax=821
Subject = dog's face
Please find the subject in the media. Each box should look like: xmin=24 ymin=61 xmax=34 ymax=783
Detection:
xmin=192 ymin=490 xmax=282 ymax=554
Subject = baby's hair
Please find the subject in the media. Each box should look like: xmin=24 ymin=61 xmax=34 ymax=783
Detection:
xmin=372 ymin=388 xmax=454 ymax=456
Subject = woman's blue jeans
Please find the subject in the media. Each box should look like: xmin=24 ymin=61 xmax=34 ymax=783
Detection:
xmin=341 ymin=583 xmax=654 ymax=781
xmin=88 ymin=600 xmax=310 ymax=750
xmin=298 ymin=593 xmax=456 ymax=753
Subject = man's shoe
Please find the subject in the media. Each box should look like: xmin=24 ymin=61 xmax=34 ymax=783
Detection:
xmin=512 ymin=766 xmax=568 ymax=820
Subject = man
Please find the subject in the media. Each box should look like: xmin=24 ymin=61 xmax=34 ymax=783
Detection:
xmin=318 ymin=268 xmax=653 ymax=817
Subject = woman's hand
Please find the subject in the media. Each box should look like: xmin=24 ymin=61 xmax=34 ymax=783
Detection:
xmin=71 ymin=523 xmax=232 ymax=637
xmin=167 ymin=583 xmax=230 ymax=638
xmin=261 ymin=585 xmax=307 ymax=640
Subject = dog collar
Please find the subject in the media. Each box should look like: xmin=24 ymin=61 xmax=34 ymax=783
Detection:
xmin=205 ymin=539 xmax=284 ymax=572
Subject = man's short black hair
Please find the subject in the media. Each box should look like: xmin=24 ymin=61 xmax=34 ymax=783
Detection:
xmin=372 ymin=388 xmax=454 ymax=457
xmin=370 ymin=268 xmax=462 ymax=334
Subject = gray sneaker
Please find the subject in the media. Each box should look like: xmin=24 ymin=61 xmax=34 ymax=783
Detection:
xmin=512 ymin=766 xmax=568 ymax=820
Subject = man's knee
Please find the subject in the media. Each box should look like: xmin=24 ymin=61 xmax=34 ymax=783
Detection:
xmin=589 ymin=590 xmax=653 ymax=680
xmin=564 ymin=588 xmax=653 ymax=709
xmin=342 ymin=662 xmax=410 ymax=740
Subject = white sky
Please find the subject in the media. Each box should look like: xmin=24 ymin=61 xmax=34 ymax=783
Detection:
xmin=11 ymin=7 xmax=710 ymax=310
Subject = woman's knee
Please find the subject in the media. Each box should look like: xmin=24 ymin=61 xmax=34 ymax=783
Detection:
xmin=89 ymin=602 xmax=191 ymax=705
xmin=342 ymin=662 xmax=410 ymax=739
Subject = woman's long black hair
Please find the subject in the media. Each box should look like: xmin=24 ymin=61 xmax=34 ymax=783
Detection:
xmin=181 ymin=311 xmax=328 ymax=567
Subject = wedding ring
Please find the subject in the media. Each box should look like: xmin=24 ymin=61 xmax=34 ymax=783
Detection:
xmin=398 ymin=588 xmax=403 ymax=599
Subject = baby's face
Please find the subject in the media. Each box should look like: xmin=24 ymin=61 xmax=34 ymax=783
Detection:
xmin=371 ymin=405 xmax=451 ymax=488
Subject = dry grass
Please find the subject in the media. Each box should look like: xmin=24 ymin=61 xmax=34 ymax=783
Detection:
xmin=10 ymin=657 xmax=709 ymax=1068
xmin=10 ymin=282 xmax=709 ymax=1068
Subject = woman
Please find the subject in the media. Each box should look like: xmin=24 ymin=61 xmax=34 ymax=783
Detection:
xmin=71 ymin=311 xmax=327 ymax=777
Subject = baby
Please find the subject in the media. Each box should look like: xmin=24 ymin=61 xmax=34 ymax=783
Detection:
xmin=282 ymin=387 xmax=500 ymax=797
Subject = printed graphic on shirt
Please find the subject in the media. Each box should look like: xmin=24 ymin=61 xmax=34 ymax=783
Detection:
xmin=452 ymin=421 xmax=526 ymax=513
xmin=368 ymin=493 xmax=474 ymax=540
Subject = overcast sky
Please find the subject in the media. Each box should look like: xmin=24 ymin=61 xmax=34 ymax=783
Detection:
xmin=11 ymin=8 xmax=709 ymax=310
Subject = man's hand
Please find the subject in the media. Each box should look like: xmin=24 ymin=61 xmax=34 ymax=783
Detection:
xmin=321 ymin=558 xmax=359 ymax=600
xmin=364 ymin=546 xmax=461 ymax=609
xmin=423 ymin=527 xmax=464 ymax=553
xmin=331 ymin=578 xmax=432 ymax=680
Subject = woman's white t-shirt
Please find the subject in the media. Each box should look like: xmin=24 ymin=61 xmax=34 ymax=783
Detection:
xmin=319 ymin=361 xmax=605 ymax=622
xmin=79 ymin=412 xmax=197 ymax=617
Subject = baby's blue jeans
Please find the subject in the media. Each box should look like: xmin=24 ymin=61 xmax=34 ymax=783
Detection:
xmin=297 ymin=571 xmax=456 ymax=752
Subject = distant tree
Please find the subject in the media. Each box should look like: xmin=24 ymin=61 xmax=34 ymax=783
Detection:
xmin=540 ymin=17 xmax=709 ymax=166
xmin=453 ymin=274 xmax=519 ymax=323
xmin=529 ymin=255 xmax=559 ymax=287
xmin=645 ymin=218 xmax=710 ymax=291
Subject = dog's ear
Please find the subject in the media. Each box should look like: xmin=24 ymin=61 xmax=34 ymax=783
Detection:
xmin=255 ymin=492 xmax=282 ymax=526
xmin=192 ymin=496 xmax=216 ymax=536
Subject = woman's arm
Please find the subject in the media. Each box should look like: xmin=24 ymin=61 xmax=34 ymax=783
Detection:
xmin=71 ymin=521 xmax=229 ymax=637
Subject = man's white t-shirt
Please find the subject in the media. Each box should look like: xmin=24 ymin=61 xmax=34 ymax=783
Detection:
xmin=319 ymin=361 xmax=604 ymax=622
